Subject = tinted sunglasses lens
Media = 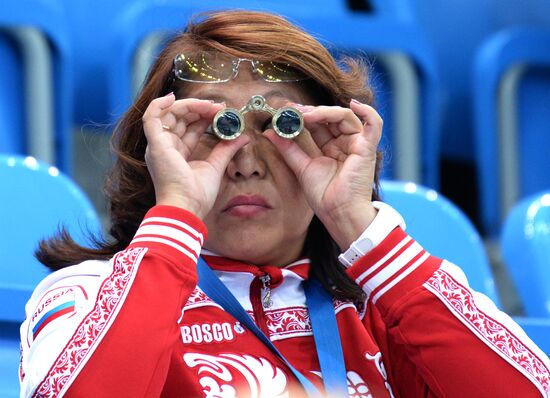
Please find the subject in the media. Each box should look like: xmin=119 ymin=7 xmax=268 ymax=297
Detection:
xmin=274 ymin=108 xmax=303 ymax=138
xmin=214 ymin=109 xmax=243 ymax=139
xmin=255 ymin=61 xmax=306 ymax=82
xmin=174 ymin=53 xmax=233 ymax=82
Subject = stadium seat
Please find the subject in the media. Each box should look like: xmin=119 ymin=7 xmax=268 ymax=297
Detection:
xmin=513 ymin=318 xmax=550 ymax=356
xmin=0 ymin=1 xmax=74 ymax=173
xmin=0 ymin=154 xmax=102 ymax=323
xmin=473 ymin=27 xmax=550 ymax=237
xmin=501 ymin=191 xmax=550 ymax=318
xmin=382 ymin=180 xmax=550 ymax=354
xmin=380 ymin=180 xmax=500 ymax=306
xmin=0 ymin=154 xmax=101 ymax=396
xmin=104 ymin=0 xmax=442 ymax=188
xmin=0 ymin=322 xmax=20 ymax=398
xmin=386 ymin=0 xmax=550 ymax=165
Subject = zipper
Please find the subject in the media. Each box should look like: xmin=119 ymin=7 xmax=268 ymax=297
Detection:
xmin=250 ymin=272 xmax=272 ymax=337
xmin=260 ymin=274 xmax=273 ymax=309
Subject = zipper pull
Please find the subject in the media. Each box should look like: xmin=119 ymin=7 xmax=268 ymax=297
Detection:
xmin=260 ymin=274 xmax=273 ymax=309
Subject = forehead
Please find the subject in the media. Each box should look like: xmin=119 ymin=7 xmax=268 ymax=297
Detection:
xmin=180 ymin=68 xmax=314 ymax=108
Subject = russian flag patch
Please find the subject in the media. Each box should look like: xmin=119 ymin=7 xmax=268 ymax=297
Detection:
xmin=29 ymin=287 xmax=78 ymax=341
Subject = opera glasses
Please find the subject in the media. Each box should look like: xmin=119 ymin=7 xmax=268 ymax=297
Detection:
xmin=211 ymin=95 xmax=304 ymax=140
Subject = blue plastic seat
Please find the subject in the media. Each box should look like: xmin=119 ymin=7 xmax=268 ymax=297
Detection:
xmin=379 ymin=1 xmax=550 ymax=168
xmin=0 ymin=323 xmax=21 ymax=398
xmin=380 ymin=180 xmax=500 ymax=306
xmin=513 ymin=318 xmax=550 ymax=356
xmin=0 ymin=154 xmax=101 ymax=396
xmin=501 ymin=191 xmax=550 ymax=318
xmin=473 ymin=27 xmax=550 ymax=237
xmin=0 ymin=1 xmax=74 ymax=173
xmin=501 ymin=191 xmax=550 ymax=354
xmin=103 ymin=0 xmax=441 ymax=188
xmin=0 ymin=154 xmax=101 ymax=322
xmin=382 ymin=180 xmax=550 ymax=354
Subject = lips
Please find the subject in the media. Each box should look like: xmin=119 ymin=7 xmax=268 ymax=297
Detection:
xmin=222 ymin=194 xmax=272 ymax=217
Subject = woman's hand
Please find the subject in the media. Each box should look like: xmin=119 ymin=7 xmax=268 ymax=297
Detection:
xmin=265 ymin=99 xmax=382 ymax=250
xmin=142 ymin=93 xmax=248 ymax=219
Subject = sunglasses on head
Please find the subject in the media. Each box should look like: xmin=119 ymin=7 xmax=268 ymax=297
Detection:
xmin=173 ymin=52 xmax=308 ymax=83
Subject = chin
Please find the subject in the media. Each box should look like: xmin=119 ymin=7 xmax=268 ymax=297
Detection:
xmin=204 ymin=223 xmax=308 ymax=266
xmin=205 ymin=237 xmax=290 ymax=266
xmin=222 ymin=243 xmax=276 ymax=265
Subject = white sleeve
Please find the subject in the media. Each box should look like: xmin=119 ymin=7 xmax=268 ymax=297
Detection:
xmin=19 ymin=260 xmax=111 ymax=397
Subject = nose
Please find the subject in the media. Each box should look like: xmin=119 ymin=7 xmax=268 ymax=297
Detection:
xmin=226 ymin=128 xmax=267 ymax=180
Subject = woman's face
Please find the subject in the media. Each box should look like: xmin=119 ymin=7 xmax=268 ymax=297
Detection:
xmin=184 ymin=67 xmax=319 ymax=266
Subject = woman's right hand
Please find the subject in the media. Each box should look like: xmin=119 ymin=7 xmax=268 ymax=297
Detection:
xmin=142 ymin=93 xmax=248 ymax=219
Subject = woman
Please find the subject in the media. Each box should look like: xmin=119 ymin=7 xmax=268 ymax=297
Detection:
xmin=20 ymin=10 xmax=549 ymax=398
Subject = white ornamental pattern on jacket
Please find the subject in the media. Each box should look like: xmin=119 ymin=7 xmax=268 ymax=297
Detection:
xmin=311 ymin=370 xmax=375 ymax=398
xmin=185 ymin=288 xmax=221 ymax=310
xmin=33 ymin=248 xmax=146 ymax=398
xmin=245 ymin=307 xmax=312 ymax=341
xmin=184 ymin=353 xmax=289 ymax=397
xmin=346 ymin=371 xmax=372 ymax=398
xmin=264 ymin=307 xmax=311 ymax=340
xmin=425 ymin=269 xmax=550 ymax=395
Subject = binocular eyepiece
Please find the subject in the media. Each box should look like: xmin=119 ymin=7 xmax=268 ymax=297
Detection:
xmin=211 ymin=95 xmax=304 ymax=140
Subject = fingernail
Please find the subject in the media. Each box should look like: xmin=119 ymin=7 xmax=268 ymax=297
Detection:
xmin=351 ymin=98 xmax=362 ymax=104
xmin=164 ymin=91 xmax=174 ymax=97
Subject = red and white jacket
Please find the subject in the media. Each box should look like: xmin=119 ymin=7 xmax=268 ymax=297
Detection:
xmin=20 ymin=205 xmax=550 ymax=397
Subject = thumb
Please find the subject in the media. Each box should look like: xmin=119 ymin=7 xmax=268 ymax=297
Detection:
xmin=264 ymin=130 xmax=312 ymax=179
xmin=206 ymin=134 xmax=250 ymax=174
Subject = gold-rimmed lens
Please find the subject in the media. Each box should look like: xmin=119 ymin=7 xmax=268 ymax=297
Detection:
xmin=272 ymin=107 xmax=304 ymax=138
xmin=254 ymin=61 xmax=307 ymax=82
xmin=173 ymin=53 xmax=235 ymax=83
xmin=212 ymin=108 xmax=244 ymax=140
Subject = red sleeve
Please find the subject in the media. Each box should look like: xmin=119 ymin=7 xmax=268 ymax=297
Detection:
xmin=348 ymin=227 xmax=550 ymax=398
xmin=31 ymin=205 xmax=206 ymax=397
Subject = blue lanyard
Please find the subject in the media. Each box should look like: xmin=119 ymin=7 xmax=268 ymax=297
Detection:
xmin=196 ymin=257 xmax=348 ymax=397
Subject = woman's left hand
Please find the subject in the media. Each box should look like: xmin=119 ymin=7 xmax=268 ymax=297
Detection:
xmin=265 ymin=99 xmax=382 ymax=250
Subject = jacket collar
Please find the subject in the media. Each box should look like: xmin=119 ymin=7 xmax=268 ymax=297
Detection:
xmin=200 ymin=249 xmax=311 ymax=281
